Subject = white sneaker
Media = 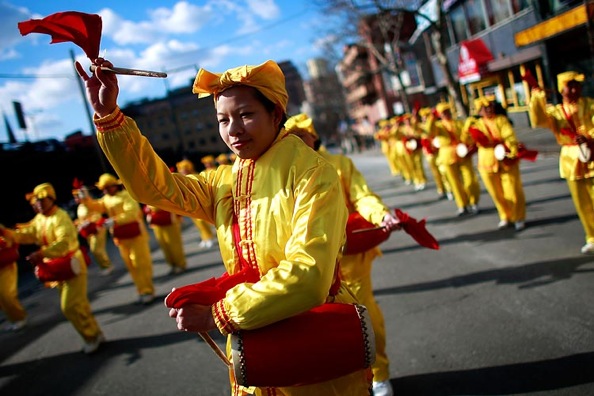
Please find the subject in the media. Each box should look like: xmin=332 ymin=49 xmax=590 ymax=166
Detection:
xmin=446 ymin=192 xmax=454 ymax=201
xmin=83 ymin=333 xmax=105 ymax=354
xmin=467 ymin=205 xmax=479 ymax=215
xmin=581 ymin=243 xmax=594 ymax=255
xmin=456 ymin=207 xmax=467 ymax=217
xmin=3 ymin=318 xmax=27 ymax=332
xmin=139 ymin=294 xmax=156 ymax=305
xmin=199 ymin=239 xmax=214 ymax=249
xmin=515 ymin=221 xmax=526 ymax=231
xmin=498 ymin=220 xmax=509 ymax=230
xmin=100 ymin=266 xmax=114 ymax=276
xmin=372 ymin=380 xmax=394 ymax=396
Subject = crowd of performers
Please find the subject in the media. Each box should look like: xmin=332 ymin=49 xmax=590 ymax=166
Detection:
xmin=0 ymin=61 xmax=592 ymax=396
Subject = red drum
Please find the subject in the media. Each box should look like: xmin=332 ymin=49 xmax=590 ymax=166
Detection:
xmin=35 ymin=255 xmax=81 ymax=282
xmin=79 ymin=222 xmax=98 ymax=238
xmin=344 ymin=212 xmax=390 ymax=255
xmin=148 ymin=210 xmax=173 ymax=226
xmin=113 ymin=221 xmax=141 ymax=239
xmin=231 ymin=303 xmax=376 ymax=388
xmin=0 ymin=244 xmax=19 ymax=268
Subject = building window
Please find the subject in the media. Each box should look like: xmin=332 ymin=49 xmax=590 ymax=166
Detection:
xmin=485 ymin=0 xmax=512 ymax=26
xmin=511 ymin=0 xmax=530 ymax=14
xmin=465 ymin=0 xmax=486 ymax=35
xmin=450 ymin=5 xmax=469 ymax=43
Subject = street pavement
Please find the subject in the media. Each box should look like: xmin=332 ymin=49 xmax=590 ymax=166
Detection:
xmin=1 ymin=127 xmax=593 ymax=396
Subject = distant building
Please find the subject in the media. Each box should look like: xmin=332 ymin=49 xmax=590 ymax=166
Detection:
xmin=64 ymin=130 xmax=96 ymax=151
xmin=278 ymin=60 xmax=307 ymax=116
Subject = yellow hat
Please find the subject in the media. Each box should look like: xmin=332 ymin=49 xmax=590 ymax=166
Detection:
xmin=216 ymin=153 xmax=230 ymax=164
xmin=95 ymin=173 xmax=121 ymax=190
xmin=192 ymin=60 xmax=289 ymax=112
xmin=378 ymin=119 xmax=389 ymax=127
xmin=201 ymin=155 xmax=215 ymax=165
xmin=473 ymin=96 xmax=495 ymax=113
xmin=419 ymin=107 xmax=431 ymax=117
xmin=557 ymin=71 xmax=585 ymax=93
xmin=25 ymin=183 xmax=56 ymax=202
xmin=284 ymin=113 xmax=318 ymax=138
xmin=176 ymin=159 xmax=195 ymax=173
xmin=435 ymin=103 xmax=451 ymax=115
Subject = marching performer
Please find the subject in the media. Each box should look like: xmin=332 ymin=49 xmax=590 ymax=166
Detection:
xmin=464 ymin=97 xmax=526 ymax=231
xmin=528 ymin=71 xmax=594 ymax=254
xmin=400 ymin=113 xmax=427 ymax=191
xmin=0 ymin=236 xmax=27 ymax=331
xmin=144 ymin=204 xmax=187 ymax=275
xmin=72 ymin=181 xmax=114 ymax=275
xmin=0 ymin=183 xmax=104 ymax=353
xmin=285 ymin=113 xmax=400 ymax=396
xmin=77 ymin=57 xmax=372 ymax=395
xmin=375 ymin=119 xmax=400 ymax=177
xmin=84 ymin=174 xmax=156 ymax=305
xmin=418 ymin=107 xmax=449 ymax=199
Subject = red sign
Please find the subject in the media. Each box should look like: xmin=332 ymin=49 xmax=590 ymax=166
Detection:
xmin=458 ymin=39 xmax=494 ymax=84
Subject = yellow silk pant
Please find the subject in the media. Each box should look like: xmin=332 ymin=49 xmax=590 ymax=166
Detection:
xmin=425 ymin=153 xmax=446 ymax=194
xmin=460 ymin=158 xmax=481 ymax=206
xmin=566 ymin=177 xmax=594 ymax=244
xmin=340 ymin=248 xmax=390 ymax=383
xmin=0 ymin=263 xmax=27 ymax=323
xmin=152 ymin=223 xmax=186 ymax=269
xmin=409 ymin=150 xmax=427 ymax=185
xmin=381 ymin=141 xmax=400 ymax=176
xmin=87 ymin=227 xmax=112 ymax=269
xmin=192 ymin=218 xmax=214 ymax=241
xmin=59 ymin=269 xmax=102 ymax=342
xmin=479 ymin=162 xmax=526 ymax=223
xmin=392 ymin=142 xmax=412 ymax=183
xmin=115 ymin=234 xmax=154 ymax=296
xmin=443 ymin=158 xmax=480 ymax=209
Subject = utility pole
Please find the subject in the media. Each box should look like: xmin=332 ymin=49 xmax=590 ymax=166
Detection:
xmin=70 ymin=49 xmax=108 ymax=172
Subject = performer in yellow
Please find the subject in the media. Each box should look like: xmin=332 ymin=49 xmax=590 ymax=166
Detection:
xmin=427 ymin=103 xmax=481 ymax=215
xmin=144 ymin=204 xmax=187 ymax=275
xmin=216 ymin=153 xmax=231 ymax=166
xmin=0 ymin=236 xmax=27 ymax=331
xmin=375 ymin=119 xmax=400 ymax=176
xmin=390 ymin=116 xmax=413 ymax=185
xmin=0 ymin=183 xmax=104 ymax=352
xmin=175 ymin=158 xmax=217 ymax=250
xmin=76 ymin=58 xmax=372 ymax=395
xmin=85 ymin=174 xmax=156 ymax=305
xmin=418 ymin=107 xmax=448 ymax=199
xmin=72 ymin=184 xmax=114 ymax=275
xmin=285 ymin=113 xmax=400 ymax=396
xmin=400 ymin=114 xmax=427 ymax=191
xmin=528 ymin=71 xmax=594 ymax=254
xmin=465 ymin=97 xmax=526 ymax=231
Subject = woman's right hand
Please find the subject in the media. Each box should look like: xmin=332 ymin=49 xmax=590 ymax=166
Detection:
xmin=74 ymin=57 xmax=119 ymax=117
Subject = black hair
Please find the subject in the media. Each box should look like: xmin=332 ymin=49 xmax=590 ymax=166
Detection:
xmin=252 ymin=88 xmax=288 ymax=131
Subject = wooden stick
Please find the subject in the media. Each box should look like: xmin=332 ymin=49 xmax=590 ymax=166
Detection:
xmin=198 ymin=332 xmax=231 ymax=367
xmin=351 ymin=226 xmax=387 ymax=234
xmin=89 ymin=64 xmax=167 ymax=78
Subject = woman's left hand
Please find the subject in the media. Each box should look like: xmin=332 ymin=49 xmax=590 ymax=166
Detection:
xmin=169 ymin=303 xmax=217 ymax=333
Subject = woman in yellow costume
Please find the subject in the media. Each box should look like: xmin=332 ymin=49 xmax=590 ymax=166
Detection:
xmin=374 ymin=119 xmax=400 ymax=177
xmin=72 ymin=183 xmax=114 ymax=275
xmin=528 ymin=71 xmax=594 ymax=254
xmin=418 ymin=107 xmax=449 ymax=199
xmin=76 ymin=58 xmax=372 ymax=395
xmin=0 ymin=183 xmax=104 ymax=353
xmin=400 ymin=113 xmax=427 ymax=191
xmin=0 ymin=236 xmax=27 ymax=331
xmin=85 ymin=174 xmax=156 ymax=305
xmin=465 ymin=97 xmax=526 ymax=231
xmin=285 ymin=113 xmax=401 ymax=396
xmin=427 ymin=103 xmax=481 ymax=216
xmin=144 ymin=204 xmax=187 ymax=275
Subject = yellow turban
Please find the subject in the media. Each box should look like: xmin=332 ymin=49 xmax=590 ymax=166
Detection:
xmin=25 ymin=183 xmax=56 ymax=202
xmin=95 ymin=173 xmax=121 ymax=190
xmin=192 ymin=60 xmax=289 ymax=112
xmin=474 ymin=96 xmax=495 ymax=113
xmin=216 ymin=153 xmax=230 ymax=164
xmin=435 ymin=103 xmax=451 ymax=115
xmin=176 ymin=159 xmax=195 ymax=173
xmin=201 ymin=155 xmax=215 ymax=165
xmin=378 ymin=119 xmax=389 ymax=127
xmin=418 ymin=107 xmax=431 ymax=117
xmin=284 ymin=113 xmax=318 ymax=138
xmin=557 ymin=71 xmax=585 ymax=93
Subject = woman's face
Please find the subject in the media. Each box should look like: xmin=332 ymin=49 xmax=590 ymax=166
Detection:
xmin=479 ymin=102 xmax=495 ymax=119
xmin=562 ymin=80 xmax=582 ymax=102
xmin=216 ymin=86 xmax=282 ymax=159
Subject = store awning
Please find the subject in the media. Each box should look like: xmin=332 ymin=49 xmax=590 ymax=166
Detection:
xmin=458 ymin=39 xmax=494 ymax=84
xmin=514 ymin=4 xmax=587 ymax=47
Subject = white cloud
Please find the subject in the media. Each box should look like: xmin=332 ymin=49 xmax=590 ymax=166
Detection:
xmin=0 ymin=3 xmax=32 ymax=53
xmin=246 ymin=0 xmax=280 ymax=19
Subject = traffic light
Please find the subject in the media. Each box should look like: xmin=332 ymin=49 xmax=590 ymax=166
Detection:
xmin=13 ymin=101 xmax=27 ymax=129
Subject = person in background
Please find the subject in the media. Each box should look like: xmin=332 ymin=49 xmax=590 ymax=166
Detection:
xmin=465 ymin=97 xmax=526 ymax=231
xmin=175 ymin=158 xmax=217 ymax=250
xmin=0 ymin=235 xmax=27 ymax=331
xmin=400 ymin=113 xmax=427 ymax=191
xmin=84 ymin=174 xmax=156 ymax=305
xmin=0 ymin=183 xmax=104 ymax=353
xmin=77 ymin=57 xmax=372 ymax=395
xmin=285 ymin=113 xmax=400 ymax=396
xmin=418 ymin=107 xmax=449 ymax=200
xmin=375 ymin=119 xmax=400 ymax=178
xmin=216 ymin=153 xmax=231 ymax=166
xmin=528 ymin=71 xmax=594 ymax=255
xmin=427 ymin=103 xmax=481 ymax=216
xmin=144 ymin=204 xmax=187 ymax=275
xmin=72 ymin=183 xmax=114 ymax=276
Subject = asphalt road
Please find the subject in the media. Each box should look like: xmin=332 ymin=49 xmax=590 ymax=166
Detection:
xmin=1 ymin=127 xmax=593 ymax=396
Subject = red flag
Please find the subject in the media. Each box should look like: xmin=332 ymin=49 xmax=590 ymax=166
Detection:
xmin=395 ymin=209 xmax=439 ymax=250
xmin=344 ymin=212 xmax=390 ymax=255
xmin=467 ymin=126 xmax=491 ymax=147
xmin=521 ymin=69 xmax=539 ymax=90
xmin=518 ymin=144 xmax=539 ymax=162
xmin=18 ymin=11 xmax=102 ymax=60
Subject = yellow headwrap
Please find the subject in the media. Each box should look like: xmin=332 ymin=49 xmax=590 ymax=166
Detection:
xmin=378 ymin=119 xmax=389 ymax=128
xmin=284 ymin=113 xmax=318 ymax=138
xmin=216 ymin=153 xmax=230 ymax=164
xmin=419 ymin=107 xmax=431 ymax=117
xmin=435 ymin=103 xmax=451 ymax=115
xmin=176 ymin=159 xmax=195 ymax=173
xmin=474 ymin=96 xmax=495 ymax=113
xmin=95 ymin=173 xmax=121 ymax=190
xmin=25 ymin=183 xmax=56 ymax=202
xmin=201 ymin=155 xmax=215 ymax=165
xmin=192 ymin=60 xmax=289 ymax=112
xmin=557 ymin=71 xmax=585 ymax=93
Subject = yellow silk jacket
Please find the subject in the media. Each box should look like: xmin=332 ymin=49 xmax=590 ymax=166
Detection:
xmin=463 ymin=115 xmax=519 ymax=173
xmin=529 ymin=91 xmax=594 ymax=180
xmin=426 ymin=117 xmax=469 ymax=166
xmin=95 ymin=108 xmax=351 ymax=334
xmin=84 ymin=190 xmax=148 ymax=236
xmin=76 ymin=203 xmax=103 ymax=224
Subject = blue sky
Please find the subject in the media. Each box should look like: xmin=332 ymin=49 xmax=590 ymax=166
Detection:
xmin=0 ymin=0 xmax=333 ymax=143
